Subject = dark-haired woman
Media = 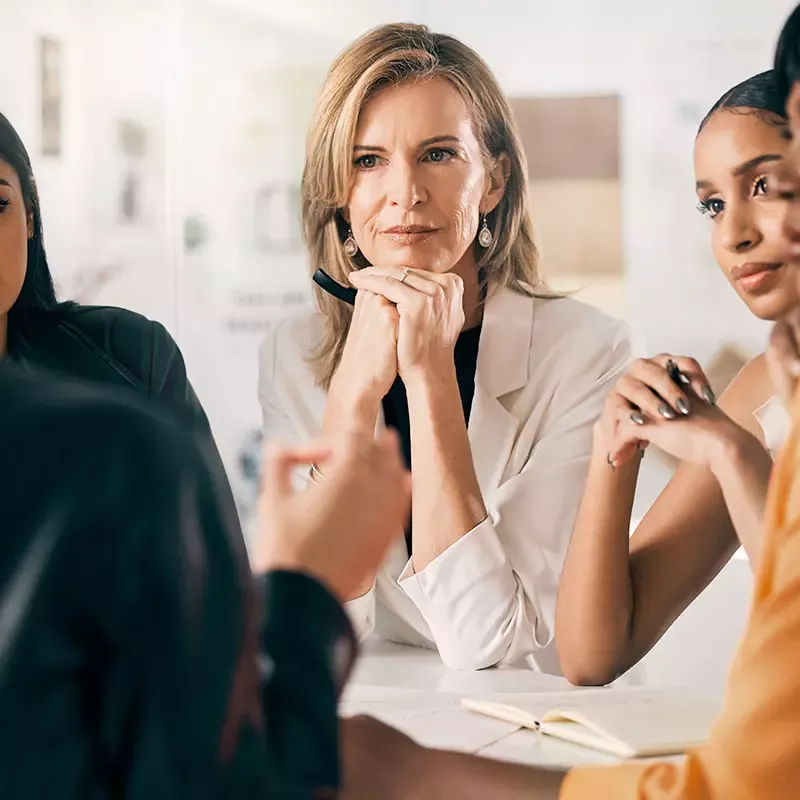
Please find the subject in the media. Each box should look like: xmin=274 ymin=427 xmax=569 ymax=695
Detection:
xmin=557 ymin=71 xmax=797 ymax=686
xmin=0 ymin=111 xmax=209 ymax=431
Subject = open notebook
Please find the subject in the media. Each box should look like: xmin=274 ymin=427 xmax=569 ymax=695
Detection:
xmin=462 ymin=688 xmax=723 ymax=759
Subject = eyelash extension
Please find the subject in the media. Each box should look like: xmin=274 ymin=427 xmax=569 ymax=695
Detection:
xmin=696 ymin=200 xmax=710 ymax=215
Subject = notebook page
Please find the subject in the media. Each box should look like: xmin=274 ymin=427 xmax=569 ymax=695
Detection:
xmin=461 ymin=686 xmax=636 ymax=730
xmin=536 ymin=718 xmax=636 ymax=758
xmin=540 ymin=689 xmax=722 ymax=756
xmin=464 ymin=687 xmax=723 ymax=758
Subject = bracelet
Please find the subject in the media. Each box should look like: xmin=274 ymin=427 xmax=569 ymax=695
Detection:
xmin=606 ymin=448 xmax=645 ymax=470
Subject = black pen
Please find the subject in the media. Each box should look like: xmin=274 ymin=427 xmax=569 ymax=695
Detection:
xmin=312 ymin=268 xmax=357 ymax=305
xmin=665 ymin=359 xmax=687 ymax=387
xmin=666 ymin=358 xmax=716 ymax=405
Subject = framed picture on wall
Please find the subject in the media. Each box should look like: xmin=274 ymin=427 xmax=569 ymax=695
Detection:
xmin=40 ymin=36 xmax=63 ymax=157
xmin=117 ymin=118 xmax=149 ymax=224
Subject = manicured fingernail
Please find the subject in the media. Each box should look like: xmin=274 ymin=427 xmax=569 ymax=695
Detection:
xmin=658 ymin=403 xmax=677 ymax=420
xmin=676 ymin=398 xmax=691 ymax=415
xmin=630 ymin=411 xmax=646 ymax=425
xmin=701 ymin=385 xmax=716 ymax=406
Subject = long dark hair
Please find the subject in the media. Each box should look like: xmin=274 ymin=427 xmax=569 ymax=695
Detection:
xmin=698 ymin=70 xmax=787 ymax=134
xmin=0 ymin=112 xmax=61 ymax=333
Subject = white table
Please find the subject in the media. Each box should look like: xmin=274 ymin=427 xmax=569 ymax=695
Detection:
xmin=342 ymin=639 xmax=626 ymax=769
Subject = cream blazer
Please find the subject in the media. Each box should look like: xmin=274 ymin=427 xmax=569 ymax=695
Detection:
xmin=258 ymin=287 xmax=640 ymax=672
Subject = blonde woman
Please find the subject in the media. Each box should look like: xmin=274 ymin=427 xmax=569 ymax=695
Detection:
xmin=258 ymin=23 xmax=637 ymax=671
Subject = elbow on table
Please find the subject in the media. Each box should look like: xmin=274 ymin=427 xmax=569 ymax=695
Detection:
xmin=558 ymin=647 xmax=619 ymax=687
xmin=438 ymin=648 xmax=500 ymax=671
xmin=562 ymin=663 xmax=616 ymax=687
xmin=436 ymin=632 xmax=516 ymax=671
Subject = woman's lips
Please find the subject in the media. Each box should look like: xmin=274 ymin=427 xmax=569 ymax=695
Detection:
xmin=731 ymin=262 xmax=784 ymax=293
xmin=381 ymin=226 xmax=438 ymax=245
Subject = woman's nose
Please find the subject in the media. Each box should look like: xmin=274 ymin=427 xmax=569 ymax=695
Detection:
xmin=387 ymin=160 xmax=425 ymax=210
xmin=719 ymin=205 xmax=760 ymax=254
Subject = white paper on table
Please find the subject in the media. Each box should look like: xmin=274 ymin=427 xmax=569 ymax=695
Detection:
xmin=340 ymin=684 xmax=457 ymax=727
xmin=340 ymin=684 xmax=521 ymax=753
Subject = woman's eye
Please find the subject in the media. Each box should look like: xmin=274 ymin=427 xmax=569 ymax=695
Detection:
xmin=0 ymin=198 xmax=10 ymax=214
xmin=425 ymin=148 xmax=454 ymax=163
xmin=754 ymin=176 xmax=769 ymax=196
xmin=355 ymin=154 xmax=379 ymax=169
xmin=698 ymin=197 xmax=724 ymax=218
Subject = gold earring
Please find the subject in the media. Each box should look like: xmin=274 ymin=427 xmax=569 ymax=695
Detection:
xmin=478 ymin=214 xmax=493 ymax=248
xmin=343 ymin=228 xmax=358 ymax=257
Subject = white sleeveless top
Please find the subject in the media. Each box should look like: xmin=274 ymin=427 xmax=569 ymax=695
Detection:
xmin=753 ymin=395 xmax=792 ymax=458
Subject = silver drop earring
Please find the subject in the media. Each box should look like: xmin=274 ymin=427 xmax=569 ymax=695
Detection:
xmin=343 ymin=228 xmax=358 ymax=257
xmin=478 ymin=214 xmax=493 ymax=248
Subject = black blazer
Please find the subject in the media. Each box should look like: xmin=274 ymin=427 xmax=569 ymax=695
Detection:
xmin=8 ymin=303 xmax=210 ymax=433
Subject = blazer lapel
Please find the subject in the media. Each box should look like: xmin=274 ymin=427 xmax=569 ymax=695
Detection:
xmin=469 ymin=287 xmax=534 ymax=498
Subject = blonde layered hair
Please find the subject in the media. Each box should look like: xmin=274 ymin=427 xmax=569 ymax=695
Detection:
xmin=302 ymin=22 xmax=542 ymax=388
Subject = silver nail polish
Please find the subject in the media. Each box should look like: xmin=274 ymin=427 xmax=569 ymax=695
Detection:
xmin=658 ymin=403 xmax=677 ymax=420
xmin=630 ymin=411 xmax=646 ymax=425
xmin=701 ymin=386 xmax=716 ymax=406
xmin=676 ymin=398 xmax=690 ymax=415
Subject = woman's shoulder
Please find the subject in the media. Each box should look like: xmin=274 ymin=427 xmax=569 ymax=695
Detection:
xmin=718 ymin=353 xmax=776 ymax=433
xmin=520 ymin=292 xmax=642 ymax=369
xmin=532 ymin=292 xmax=632 ymax=339
xmin=60 ymin=302 xmax=163 ymax=340
xmin=484 ymin=288 xmax=641 ymax=395
xmin=53 ymin=303 xmax=183 ymax=390
xmin=61 ymin=302 xmax=178 ymax=360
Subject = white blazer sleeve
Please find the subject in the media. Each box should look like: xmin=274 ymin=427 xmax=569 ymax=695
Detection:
xmin=257 ymin=329 xmax=377 ymax=642
xmin=397 ymin=319 xmax=642 ymax=670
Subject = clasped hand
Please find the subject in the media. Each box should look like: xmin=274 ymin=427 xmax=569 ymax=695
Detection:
xmin=343 ymin=266 xmax=465 ymax=392
xmin=597 ymin=354 xmax=745 ymax=469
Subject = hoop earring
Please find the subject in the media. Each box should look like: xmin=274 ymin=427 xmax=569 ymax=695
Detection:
xmin=343 ymin=228 xmax=358 ymax=257
xmin=478 ymin=214 xmax=493 ymax=248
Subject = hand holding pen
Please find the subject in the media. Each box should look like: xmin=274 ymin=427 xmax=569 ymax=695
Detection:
xmin=599 ymin=354 xmax=717 ymax=469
